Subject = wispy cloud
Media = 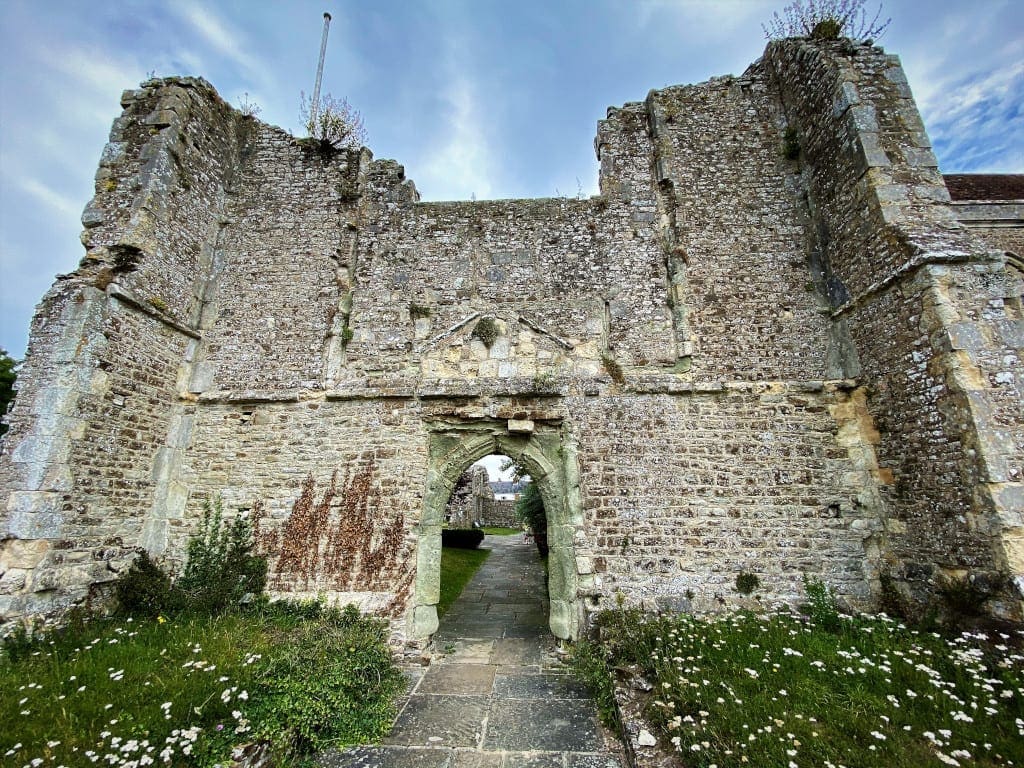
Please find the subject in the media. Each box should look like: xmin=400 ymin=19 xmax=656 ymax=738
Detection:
xmin=922 ymin=52 xmax=1024 ymax=172
xmin=419 ymin=76 xmax=495 ymax=201
xmin=18 ymin=178 xmax=83 ymax=222
xmin=170 ymin=1 xmax=271 ymax=88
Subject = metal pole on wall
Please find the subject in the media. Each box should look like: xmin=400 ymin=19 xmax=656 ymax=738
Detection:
xmin=309 ymin=12 xmax=332 ymax=131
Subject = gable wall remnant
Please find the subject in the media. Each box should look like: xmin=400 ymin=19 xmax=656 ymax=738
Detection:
xmin=2 ymin=39 xmax=1021 ymax=640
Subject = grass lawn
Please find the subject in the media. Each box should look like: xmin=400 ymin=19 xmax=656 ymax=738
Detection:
xmin=0 ymin=603 xmax=405 ymax=767
xmin=571 ymin=601 xmax=1024 ymax=767
xmin=482 ymin=526 xmax=521 ymax=536
xmin=438 ymin=546 xmax=491 ymax=617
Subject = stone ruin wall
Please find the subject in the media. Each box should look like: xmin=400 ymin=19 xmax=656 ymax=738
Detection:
xmin=1 ymin=38 xmax=1021 ymax=641
xmin=767 ymin=39 xmax=1023 ymax=616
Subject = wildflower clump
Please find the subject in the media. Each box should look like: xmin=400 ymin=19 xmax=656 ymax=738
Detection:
xmin=571 ymin=603 xmax=1024 ymax=766
xmin=0 ymin=602 xmax=404 ymax=766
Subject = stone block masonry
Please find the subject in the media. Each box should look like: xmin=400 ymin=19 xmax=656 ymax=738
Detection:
xmin=2 ymin=38 xmax=1021 ymax=641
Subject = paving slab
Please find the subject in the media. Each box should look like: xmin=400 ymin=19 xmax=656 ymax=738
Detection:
xmin=320 ymin=746 xmax=454 ymax=768
xmin=493 ymin=672 xmax=590 ymax=700
xmin=483 ymin=698 xmax=605 ymax=752
xmin=418 ymin=663 xmax=496 ymax=695
xmin=489 ymin=638 xmax=544 ymax=666
xmin=385 ymin=694 xmax=489 ymax=747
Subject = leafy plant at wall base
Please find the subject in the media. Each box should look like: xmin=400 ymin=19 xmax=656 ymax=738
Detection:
xmin=176 ymin=495 xmax=267 ymax=615
xmin=802 ymin=573 xmax=840 ymax=630
xmin=735 ymin=571 xmax=761 ymax=595
xmin=568 ymin=639 xmax=620 ymax=730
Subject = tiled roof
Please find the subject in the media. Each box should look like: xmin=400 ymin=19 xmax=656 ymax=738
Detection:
xmin=944 ymin=174 xmax=1024 ymax=201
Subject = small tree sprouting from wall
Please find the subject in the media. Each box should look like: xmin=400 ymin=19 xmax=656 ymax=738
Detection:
xmin=300 ymin=91 xmax=367 ymax=151
xmin=763 ymin=0 xmax=890 ymax=42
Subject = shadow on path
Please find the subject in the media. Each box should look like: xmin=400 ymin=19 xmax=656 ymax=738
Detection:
xmin=321 ymin=535 xmax=624 ymax=767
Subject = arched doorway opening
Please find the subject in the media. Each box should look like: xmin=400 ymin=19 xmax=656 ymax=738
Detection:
xmin=411 ymin=421 xmax=583 ymax=641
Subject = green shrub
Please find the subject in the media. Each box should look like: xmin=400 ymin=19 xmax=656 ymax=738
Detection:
xmin=115 ymin=550 xmax=181 ymax=617
xmin=601 ymin=353 xmax=625 ymax=383
xmin=802 ymin=573 xmax=841 ymax=630
xmin=440 ymin=528 xmax=485 ymax=549
xmin=515 ymin=482 xmax=548 ymax=555
xmin=177 ymin=496 xmax=267 ymax=615
xmin=783 ymin=126 xmax=801 ymax=159
xmin=735 ymin=571 xmax=761 ymax=595
xmin=250 ymin=605 xmax=404 ymax=758
xmin=762 ymin=0 xmax=891 ymax=43
xmin=114 ymin=496 xmax=267 ymax=618
xmin=147 ymin=296 xmax=169 ymax=313
xmin=409 ymin=303 xmax=432 ymax=320
xmin=810 ymin=16 xmax=843 ymax=38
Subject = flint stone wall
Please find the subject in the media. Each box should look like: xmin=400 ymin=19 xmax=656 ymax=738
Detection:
xmin=2 ymin=39 xmax=1021 ymax=640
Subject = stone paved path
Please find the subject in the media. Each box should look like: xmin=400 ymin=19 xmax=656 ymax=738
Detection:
xmin=320 ymin=535 xmax=624 ymax=768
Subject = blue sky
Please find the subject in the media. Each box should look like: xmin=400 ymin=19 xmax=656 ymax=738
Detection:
xmin=1 ymin=0 xmax=1022 ymax=360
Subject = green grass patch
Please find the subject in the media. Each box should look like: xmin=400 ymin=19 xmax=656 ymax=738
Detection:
xmin=0 ymin=603 xmax=405 ymax=767
xmin=438 ymin=546 xmax=491 ymax=618
xmin=482 ymin=526 xmax=521 ymax=536
xmin=570 ymin=608 xmax=1024 ymax=767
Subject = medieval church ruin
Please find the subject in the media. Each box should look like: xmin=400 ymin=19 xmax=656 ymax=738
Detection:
xmin=1 ymin=36 xmax=1022 ymax=643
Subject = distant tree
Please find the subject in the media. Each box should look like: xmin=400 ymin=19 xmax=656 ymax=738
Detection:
xmin=763 ymin=0 xmax=890 ymax=42
xmin=515 ymin=482 xmax=548 ymax=556
xmin=300 ymin=91 xmax=367 ymax=151
xmin=0 ymin=349 xmax=16 ymax=437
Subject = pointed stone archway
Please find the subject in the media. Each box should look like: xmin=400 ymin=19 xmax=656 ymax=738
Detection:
xmin=411 ymin=420 xmax=584 ymax=641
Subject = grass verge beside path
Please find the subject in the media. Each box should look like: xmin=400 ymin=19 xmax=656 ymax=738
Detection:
xmin=570 ymin=607 xmax=1024 ymax=767
xmin=1 ymin=603 xmax=404 ymax=767
xmin=482 ymin=526 xmax=521 ymax=536
xmin=438 ymin=546 xmax=491 ymax=618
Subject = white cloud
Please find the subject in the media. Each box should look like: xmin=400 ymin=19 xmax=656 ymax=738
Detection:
xmin=170 ymin=1 xmax=270 ymax=88
xmin=418 ymin=76 xmax=495 ymax=202
xmin=18 ymin=177 xmax=82 ymax=221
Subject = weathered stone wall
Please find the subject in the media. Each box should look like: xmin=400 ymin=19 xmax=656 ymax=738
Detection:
xmin=1 ymin=78 xmax=241 ymax=619
xmin=3 ymin=39 xmax=1021 ymax=637
xmin=571 ymin=383 xmax=881 ymax=610
xmin=480 ymin=498 xmax=517 ymax=528
xmin=767 ymin=39 xmax=1023 ymax=617
xmin=646 ymin=65 xmax=842 ymax=381
xmin=178 ymin=398 xmax=424 ymax=624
